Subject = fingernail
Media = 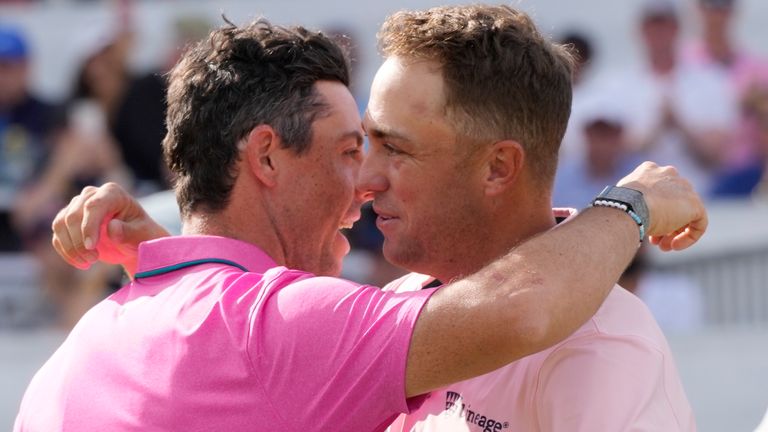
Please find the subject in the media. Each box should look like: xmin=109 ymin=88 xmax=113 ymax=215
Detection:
xmin=84 ymin=237 xmax=94 ymax=250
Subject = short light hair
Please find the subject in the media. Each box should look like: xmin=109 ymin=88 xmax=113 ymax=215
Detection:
xmin=379 ymin=4 xmax=575 ymax=184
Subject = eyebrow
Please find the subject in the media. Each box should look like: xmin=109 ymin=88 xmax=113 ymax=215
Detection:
xmin=364 ymin=123 xmax=412 ymax=143
xmin=338 ymin=130 xmax=365 ymax=147
xmin=362 ymin=109 xmax=415 ymax=143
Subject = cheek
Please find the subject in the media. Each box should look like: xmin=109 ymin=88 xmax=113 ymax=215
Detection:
xmin=313 ymin=160 xmax=356 ymax=214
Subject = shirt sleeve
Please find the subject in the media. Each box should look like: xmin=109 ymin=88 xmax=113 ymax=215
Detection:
xmin=534 ymin=334 xmax=694 ymax=432
xmin=249 ymin=271 xmax=437 ymax=431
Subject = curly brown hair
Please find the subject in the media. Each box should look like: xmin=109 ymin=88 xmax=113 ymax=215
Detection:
xmin=164 ymin=18 xmax=350 ymax=216
xmin=378 ymin=5 xmax=574 ymax=184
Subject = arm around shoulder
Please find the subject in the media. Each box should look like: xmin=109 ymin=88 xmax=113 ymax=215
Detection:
xmin=405 ymin=162 xmax=708 ymax=397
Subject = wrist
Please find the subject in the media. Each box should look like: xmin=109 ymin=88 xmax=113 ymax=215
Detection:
xmin=589 ymin=186 xmax=650 ymax=243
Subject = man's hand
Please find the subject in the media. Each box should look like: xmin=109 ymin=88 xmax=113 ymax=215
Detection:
xmin=617 ymin=162 xmax=708 ymax=251
xmin=51 ymin=183 xmax=170 ymax=275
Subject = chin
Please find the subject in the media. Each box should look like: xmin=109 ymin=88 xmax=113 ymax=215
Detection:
xmin=382 ymin=242 xmax=422 ymax=273
xmin=316 ymin=257 xmax=344 ymax=277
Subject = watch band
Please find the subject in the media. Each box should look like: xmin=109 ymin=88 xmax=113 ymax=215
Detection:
xmin=590 ymin=186 xmax=650 ymax=242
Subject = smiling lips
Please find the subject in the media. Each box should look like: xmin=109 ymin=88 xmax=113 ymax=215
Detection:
xmin=339 ymin=211 xmax=362 ymax=230
xmin=372 ymin=205 xmax=399 ymax=229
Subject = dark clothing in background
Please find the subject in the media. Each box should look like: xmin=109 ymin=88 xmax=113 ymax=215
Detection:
xmin=112 ymin=72 xmax=168 ymax=192
xmin=0 ymin=95 xmax=62 ymax=251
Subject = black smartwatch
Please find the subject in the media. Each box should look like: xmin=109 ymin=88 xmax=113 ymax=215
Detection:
xmin=590 ymin=186 xmax=650 ymax=242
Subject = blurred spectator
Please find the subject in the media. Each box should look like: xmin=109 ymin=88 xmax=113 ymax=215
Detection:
xmin=114 ymin=16 xmax=211 ymax=195
xmin=619 ymin=245 xmax=705 ymax=333
xmin=558 ymin=30 xmax=601 ymax=162
xmin=561 ymin=31 xmax=594 ymax=86
xmin=684 ymin=0 xmax=768 ymax=169
xmin=553 ymin=94 xmax=645 ymax=207
xmin=324 ymin=24 xmax=367 ymax=116
xmin=711 ymin=84 xmax=768 ymax=198
xmin=14 ymin=23 xmax=133 ymax=238
xmin=0 ymin=25 xmax=63 ymax=252
xmin=11 ymin=22 xmax=135 ymax=328
xmin=602 ymin=0 xmax=738 ymax=194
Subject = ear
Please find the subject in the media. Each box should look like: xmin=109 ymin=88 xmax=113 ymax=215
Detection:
xmin=242 ymin=125 xmax=280 ymax=187
xmin=483 ymin=140 xmax=524 ymax=196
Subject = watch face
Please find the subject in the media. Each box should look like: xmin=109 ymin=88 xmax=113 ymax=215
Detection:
xmin=597 ymin=186 xmax=649 ymax=229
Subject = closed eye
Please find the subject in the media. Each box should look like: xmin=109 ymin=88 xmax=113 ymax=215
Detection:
xmin=383 ymin=142 xmax=402 ymax=155
xmin=344 ymin=144 xmax=364 ymax=161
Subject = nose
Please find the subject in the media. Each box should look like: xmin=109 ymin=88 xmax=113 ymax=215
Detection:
xmin=355 ymin=183 xmax=374 ymax=204
xmin=356 ymin=151 xmax=388 ymax=202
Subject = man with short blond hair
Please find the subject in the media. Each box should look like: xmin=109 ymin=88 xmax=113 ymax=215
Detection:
xmin=369 ymin=6 xmax=694 ymax=430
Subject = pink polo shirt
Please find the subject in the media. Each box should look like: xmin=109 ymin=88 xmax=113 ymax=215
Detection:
xmin=385 ymin=275 xmax=696 ymax=432
xmin=386 ymin=209 xmax=695 ymax=431
xmin=15 ymin=235 xmax=435 ymax=432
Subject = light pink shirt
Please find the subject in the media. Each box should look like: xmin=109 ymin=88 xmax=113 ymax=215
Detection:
xmin=386 ymin=211 xmax=695 ymax=432
xmin=15 ymin=235 xmax=434 ymax=432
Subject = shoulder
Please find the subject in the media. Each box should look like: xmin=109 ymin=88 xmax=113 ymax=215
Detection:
xmin=536 ymin=288 xmax=677 ymax=393
xmin=536 ymin=287 xmax=677 ymax=383
xmin=535 ymin=286 xmax=671 ymax=364
xmin=261 ymin=269 xmax=433 ymax=321
xmin=382 ymin=272 xmax=434 ymax=293
xmin=258 ymin=268 xmax=365 ymax=306
xmin=590 ymin=286 xmax=666 ymax=339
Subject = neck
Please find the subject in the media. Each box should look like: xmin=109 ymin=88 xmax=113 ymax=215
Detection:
xmin=180 ymin=177 xmax=288 ymax=267
xmin=435 ymin=198 xmax=557 ymax=283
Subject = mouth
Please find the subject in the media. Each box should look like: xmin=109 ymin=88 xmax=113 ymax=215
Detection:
xmin=372 ymin=204 xmax=396 ymax=219
xmin=338 ymin=211 xmax=362 ymax=231
xmin=372 ymin=205 xmax=400 ymax=231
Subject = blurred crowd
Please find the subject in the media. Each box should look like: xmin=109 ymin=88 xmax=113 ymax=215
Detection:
xmin=1 ymin=0 xmax=767 ymax=329
xmin=554 ymin=0 xmax=768 ymax=206
xmin=0 ymin=6 xmax=211 ymax=327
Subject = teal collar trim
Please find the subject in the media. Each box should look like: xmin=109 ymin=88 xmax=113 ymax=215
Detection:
xmin=134 ymin=258 xmax=248 ymax=279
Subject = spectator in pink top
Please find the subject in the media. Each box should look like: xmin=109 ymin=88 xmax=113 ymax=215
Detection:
xmin=684 ymin=0 xmax=768 ymax=97
xmin=30 ymin=10 xmax=707 ymax=432
xmin=683 ymin=0 xmax=768 ymax=169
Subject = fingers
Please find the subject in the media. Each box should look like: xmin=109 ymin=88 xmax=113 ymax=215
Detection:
xmin=80 ymin=183 xmax=124 ymax=250
xmin=670 ymin=216 xmax=708 ymax=251
xmin=52 ymin=235 xmax=92 ymax=270
xmin=649 ymin=213 xmax=708 ymax=252
xmin=106 ymin=219 xmax=125 ymax=245
xmin=51 ymin=187 xmax=100 ymax=268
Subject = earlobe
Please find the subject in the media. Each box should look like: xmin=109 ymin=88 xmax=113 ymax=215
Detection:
xmin=485 ymin=140 xmax=524 ymax=196
xmin=244 ymin=125 xmax=279 ymax=187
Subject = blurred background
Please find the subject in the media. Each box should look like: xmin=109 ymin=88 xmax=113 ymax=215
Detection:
xmin=1 ymin=0 xmax=767 ymax=430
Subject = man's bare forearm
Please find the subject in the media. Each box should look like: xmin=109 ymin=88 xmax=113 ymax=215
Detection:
xmin=407 ymin=163 xmax=707 ymax=397
xmin=482 ymin=206 xmax=638 ymax=354
xmin=405 ymin=206 xmax=639 ymax=396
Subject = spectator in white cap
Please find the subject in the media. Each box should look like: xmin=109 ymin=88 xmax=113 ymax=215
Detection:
xmin=554 ymin=94 xmax=646 ymax=208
